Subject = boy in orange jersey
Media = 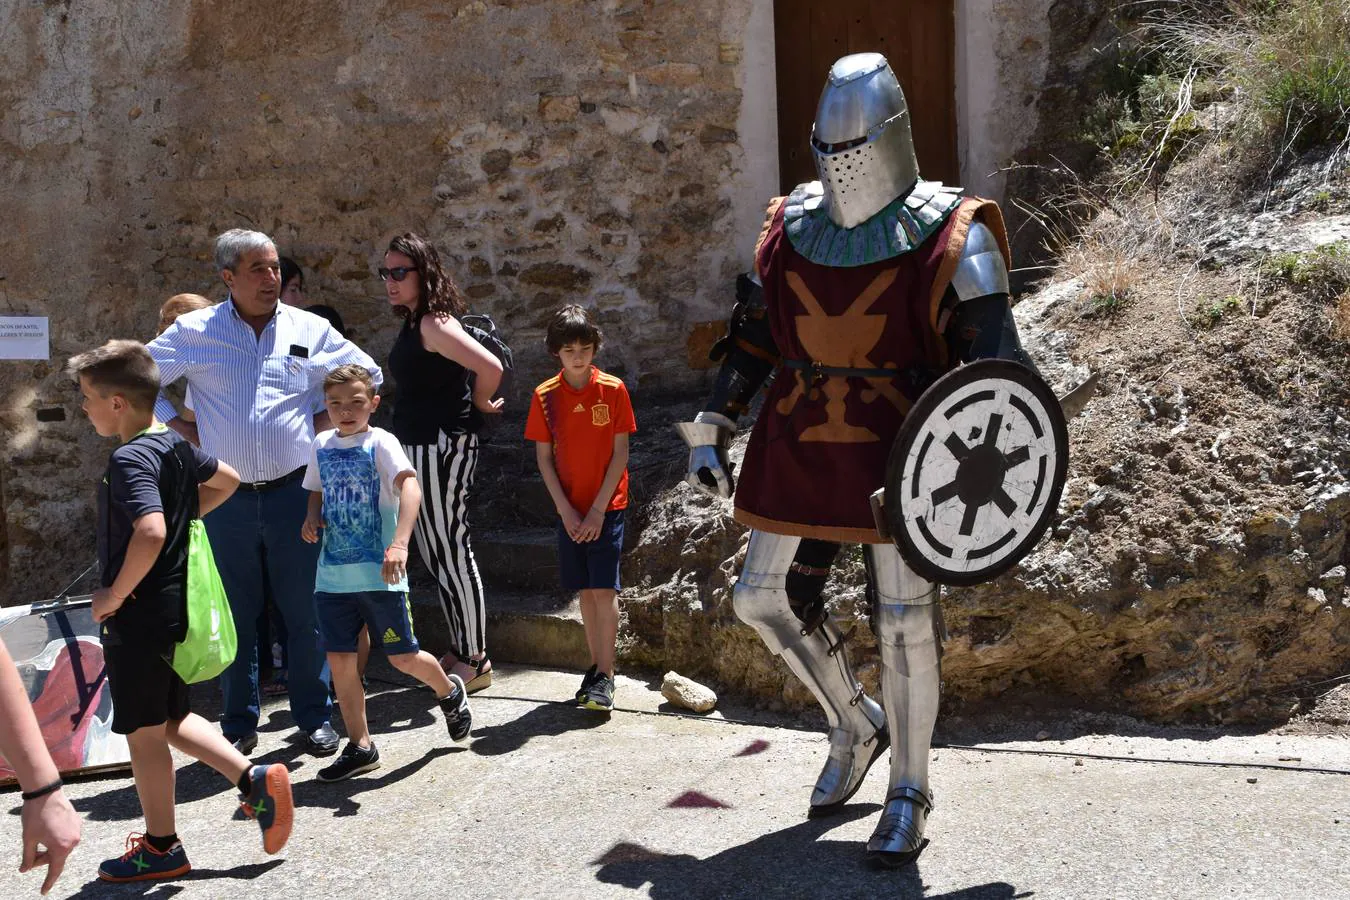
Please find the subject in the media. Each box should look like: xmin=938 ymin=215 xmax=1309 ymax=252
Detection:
xmin=525 ymin=305 xmax=637 ymax=711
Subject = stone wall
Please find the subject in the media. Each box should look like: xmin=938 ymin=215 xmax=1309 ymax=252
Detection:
xmin=0 ymin=0 xmax=780 ymax=602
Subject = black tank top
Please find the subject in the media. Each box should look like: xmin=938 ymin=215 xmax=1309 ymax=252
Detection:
xmin=388 ymin=314 xmax=480 ymax=443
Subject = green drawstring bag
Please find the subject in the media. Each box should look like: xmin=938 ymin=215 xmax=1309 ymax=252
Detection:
xmin=170 ymin=519 xmax=237 ymax=683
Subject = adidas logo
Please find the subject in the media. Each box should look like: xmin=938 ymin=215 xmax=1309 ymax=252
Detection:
xmin=573 ymin=403 xmax=585 ymax=412
xmin=382 ymin=627 xmax=400 ymax=644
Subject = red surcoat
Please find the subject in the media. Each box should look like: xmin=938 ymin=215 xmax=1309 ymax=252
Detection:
xmin=733 ymin=195 xmax=1011 ymax=543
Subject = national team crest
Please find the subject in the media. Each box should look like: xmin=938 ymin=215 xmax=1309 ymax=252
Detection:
xmin=591 ymin=404 xmax=611 ymax=426
xmin=884 ymin=359 xmax=1068 ymax=586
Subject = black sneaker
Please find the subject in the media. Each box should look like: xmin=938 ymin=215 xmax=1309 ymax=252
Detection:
xmin=316 ymin=741 xmax=381 ymax=782
xmin=575 ymin=665 xmax=598 ymax=704
xmin=440 ymin=674 xmax=473 ymax=742
xmin=581 ymin=672 xmax=615 ymax=712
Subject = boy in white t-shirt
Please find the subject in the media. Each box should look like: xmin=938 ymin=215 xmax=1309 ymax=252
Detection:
xmin=301 ymin=365 xmax=472 ymax=781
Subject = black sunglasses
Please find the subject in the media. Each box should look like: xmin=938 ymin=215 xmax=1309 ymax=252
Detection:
xmin=378 ymin=266 xmax=418 ymax=282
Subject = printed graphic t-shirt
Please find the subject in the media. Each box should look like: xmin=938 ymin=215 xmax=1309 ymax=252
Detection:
xmin=302 ymin=426 xmax=415 ymax=593
xmin=524 ymin=366 xmax=636 ymax=513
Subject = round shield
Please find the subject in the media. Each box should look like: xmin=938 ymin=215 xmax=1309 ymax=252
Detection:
xmin=885 ymin=359 xmax=1068 ymax=586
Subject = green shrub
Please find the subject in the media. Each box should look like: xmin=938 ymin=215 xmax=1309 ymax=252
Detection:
xmin=1087 ymin=289 xmax=1131 ymax=317
xmin=1082 ymin=1 xmax=1349 ymax=181
xmin=1261 ymin=242 xmax=1350 ymax=298
xmin=1077 ymin=40 xmax=1204 ymax=162
xmin=1242 ymin=0 xmax=1350 ymax=152
xmin=1194 ymin=293 xmax=1248 ymax=326
xmin=1239 ymin=0 xmax=1350 ymax=153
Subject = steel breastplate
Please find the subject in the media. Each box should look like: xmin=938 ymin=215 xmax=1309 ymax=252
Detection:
xmin=783 ymin=180 xmax=962 ymax=268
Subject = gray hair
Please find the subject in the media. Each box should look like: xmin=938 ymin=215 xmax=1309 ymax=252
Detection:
xmin=215 ymin=229 xmax=275 ymax=272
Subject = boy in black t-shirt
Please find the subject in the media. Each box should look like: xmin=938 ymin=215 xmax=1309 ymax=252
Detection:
xmin=69 ymin=340 xmax=295 ymax=883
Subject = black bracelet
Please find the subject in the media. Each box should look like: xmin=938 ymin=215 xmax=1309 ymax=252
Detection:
xmin=21 ymin=778 xmax=63 ymax=802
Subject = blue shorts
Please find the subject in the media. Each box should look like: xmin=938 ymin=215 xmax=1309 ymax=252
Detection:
xmin=557 ymin=509 xmax=624 ymax=591
xmin=316 ymin=590 xmax=420 ymax=656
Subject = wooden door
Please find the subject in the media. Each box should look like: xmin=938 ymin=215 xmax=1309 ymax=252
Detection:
xmin=774 ymin=0 xmax=959 ymax=194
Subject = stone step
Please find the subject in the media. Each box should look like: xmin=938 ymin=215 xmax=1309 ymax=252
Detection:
xmin=409 ymin=588 xmax=589 ymax=672
xmin=472 ymin=477 xmax=556 ymax=528
xmin=404 ymin=525 xmax=588 ymax=673
xmin=473 ymin=436 xmax=560 ymax=528
xmin=481 ymin=589 xmax=590 ymax=671
xmin=473 ymin=526 xmax=558 ymax=592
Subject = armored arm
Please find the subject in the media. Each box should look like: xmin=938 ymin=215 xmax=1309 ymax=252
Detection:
xmin=704 ymin=272 xmax=779 ymax=419
xmin=942 ymin=222 xmax=1039 ymax=372
xmin=676 ymin=272 xmax=780 ymax=497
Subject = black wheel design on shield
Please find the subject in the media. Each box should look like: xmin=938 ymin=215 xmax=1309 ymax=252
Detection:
xmin=884 ymin=359 xmax=1069 ymax=586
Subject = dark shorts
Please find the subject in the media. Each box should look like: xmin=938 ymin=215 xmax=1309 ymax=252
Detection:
xmin=557 ymin=509 xmax=624 ymax=592
xmin=104 ymin=644 xmax=190 ymax=735
xmin=316 ymin=590 xmax=420 ymax=656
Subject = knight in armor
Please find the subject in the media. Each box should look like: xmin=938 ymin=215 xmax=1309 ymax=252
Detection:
xmin=678 ymin=53 xmax=1042 ymax=866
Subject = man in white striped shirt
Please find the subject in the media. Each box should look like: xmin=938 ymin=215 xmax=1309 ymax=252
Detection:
xmin=147 ymin=229 xmax=383 ymax=757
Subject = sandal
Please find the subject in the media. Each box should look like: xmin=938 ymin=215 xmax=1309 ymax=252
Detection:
xmin=441 ymin=651 xmax=492 ymax=694
xmin=263 ymin=673 xmax=288 ymax=697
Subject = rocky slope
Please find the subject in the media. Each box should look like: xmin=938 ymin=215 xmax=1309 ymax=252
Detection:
xmin=613 ymin=161 xmax=1350 ymax=725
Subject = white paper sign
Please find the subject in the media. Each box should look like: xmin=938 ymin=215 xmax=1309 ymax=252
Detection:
xmin=0 ymin=317 xmax=49 ymax=360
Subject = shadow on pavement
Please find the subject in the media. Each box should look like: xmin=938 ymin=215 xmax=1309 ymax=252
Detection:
xmin=62 ymin=859 xmax=284 ymax=898
xmin=468 ymin=700 xmax=608 ymax=757
xmin=68 ymin=738 xmax=314 ymax=823
xmin=593 ymin=804 xmax=1030 ymax=900
xmin=333 ymin=683 xmax=440 ymax=736
xmin=67 ymin=682 xmax=448 ymax=822
xmin=290 ymin=745 xmax=459 ymax=817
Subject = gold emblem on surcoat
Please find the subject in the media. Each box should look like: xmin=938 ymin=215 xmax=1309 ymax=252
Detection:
xmin=776 ymin=269 xmax=910 ymax=443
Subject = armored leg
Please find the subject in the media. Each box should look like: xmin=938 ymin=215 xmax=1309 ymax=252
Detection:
xmin=864 ymin=542 xmax=942 ymax=868
xmin=733 ymin=530 xmax=888 ymax=816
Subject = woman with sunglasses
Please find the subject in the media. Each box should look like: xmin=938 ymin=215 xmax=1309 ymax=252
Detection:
xmin=383 ymin=233 xmax=503 ymax=692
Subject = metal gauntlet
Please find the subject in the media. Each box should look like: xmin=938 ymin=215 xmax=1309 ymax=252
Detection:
xmin=676 ymin=411 xmax=736 ymax=498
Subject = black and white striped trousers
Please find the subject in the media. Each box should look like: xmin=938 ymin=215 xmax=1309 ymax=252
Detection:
xmin=403 ymin=431 xmax=487 ymax=659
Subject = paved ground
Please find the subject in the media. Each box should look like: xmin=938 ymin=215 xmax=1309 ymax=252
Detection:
xmin=3 ymin=663 xmax=1349 ymax=899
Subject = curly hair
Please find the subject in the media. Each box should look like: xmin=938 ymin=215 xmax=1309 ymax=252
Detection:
xmin=386 ymin=232 xmax=468 ymax=320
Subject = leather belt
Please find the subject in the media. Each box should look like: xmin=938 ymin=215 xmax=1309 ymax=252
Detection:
xmin=236 ymin=466 xmax=306 ymax=493
xmin=780 ymin=358 xmax=905 ymax=383
xmin=780 ymin=359 xmax=936 ymax=393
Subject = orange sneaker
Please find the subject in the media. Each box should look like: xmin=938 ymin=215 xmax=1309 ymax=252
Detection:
xmin=239 ymin=763 xmax=294 ymax=854
xmin=97 ymin=833 xmax=191 ymax=882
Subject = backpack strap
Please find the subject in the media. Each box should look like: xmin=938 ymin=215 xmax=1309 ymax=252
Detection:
xmin=170 ymin=440 xmax=202 ymax=520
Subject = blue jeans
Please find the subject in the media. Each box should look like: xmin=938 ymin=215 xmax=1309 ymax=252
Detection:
xmin=205 ymin=479 xmax=330 ymax=737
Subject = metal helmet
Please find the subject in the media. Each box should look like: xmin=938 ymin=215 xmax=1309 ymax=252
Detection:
xmin=811 ymin=53 xmax=921 ymax=230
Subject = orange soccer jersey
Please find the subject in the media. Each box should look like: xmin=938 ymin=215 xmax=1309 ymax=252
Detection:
xmin=524 ymin=367 xmax=637 ymax=513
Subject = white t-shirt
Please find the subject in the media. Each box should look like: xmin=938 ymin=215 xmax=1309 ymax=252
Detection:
xmin=302 ymin=426 xmax=416 ymax=593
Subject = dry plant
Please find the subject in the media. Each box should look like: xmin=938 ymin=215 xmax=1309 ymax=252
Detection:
xmin=1010 ymin=162 xmax=1176 ymax=316
xmin=1062 ymin=223 xmax=1149 ymax=316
